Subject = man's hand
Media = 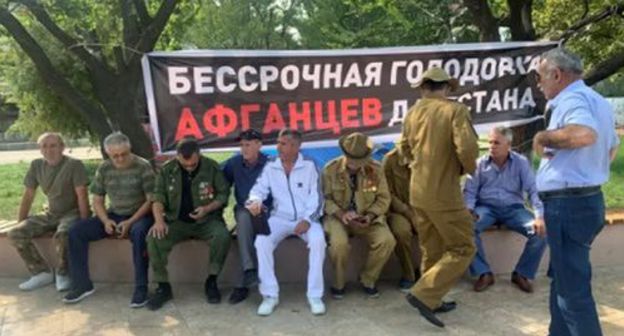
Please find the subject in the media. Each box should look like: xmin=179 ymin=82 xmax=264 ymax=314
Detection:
xmin=116 ymin=220 xmax=132 ymax=239
xmin=533 ymin=217 xmax=546 ymax=238
xmin=469 ymin=209 xmax=479 ymax=222
xmin=246 ymin=200 xmax=263 ymax=216
xmin=149 ymin=219 xmax=168 ymax=239
xmin=189 ymin=206 xmax=209 ymax=220
xmin=294 ymin=220 xmax=311 ymax=235
xmin=339 ymin=210 xmax=359 ymax=226
xmin=103 ymin=218 xmax=117 ymax=235
xmin=352 ymin=213 xmax=374 ymax=228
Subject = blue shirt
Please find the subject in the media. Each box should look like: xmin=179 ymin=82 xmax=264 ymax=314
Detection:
xmin=222 ymin=152 xmax=271 ymax=208
xmin=464 ymin=151 xmax=543 ymax=217
xmin=536 ymin=80 xmax=619 ymax=191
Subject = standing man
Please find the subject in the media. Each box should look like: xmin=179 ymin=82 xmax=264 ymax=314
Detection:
xmin=63 ymin=133 xmax=154 ymax=307
xmin=146 ymin=138 xmax=231 ymax=310
xmin=246 ymin=128 xmax=326 ymax=316
xmin=382 ymin=146 xmax=421 ymax=292
xmin=8 ymin=132 xmax=89 ymax=291
xmin=222 ymin=128 xmax=270 ymax=304
xmin=533 ymin=48 xmax=619 ymax=336
xmin=323 ymin=132 xmax=395 ymax=299
xmin=464 ymin=126 xmax=546 ymax=293
xmin=400 ymin=68 xmax=479 ymax=328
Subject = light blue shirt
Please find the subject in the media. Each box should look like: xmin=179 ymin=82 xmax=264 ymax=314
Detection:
xmin=464 ymin=151 xmax=543 ymax=217
xmin=536 ymin=80 xmax=619 ymax=191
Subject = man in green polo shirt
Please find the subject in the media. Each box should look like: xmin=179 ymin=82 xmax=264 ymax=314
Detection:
xmin=8 ymin=132 xmax=89 ymax=292
xmin=146 ymin=137 xmax=231 ymax=311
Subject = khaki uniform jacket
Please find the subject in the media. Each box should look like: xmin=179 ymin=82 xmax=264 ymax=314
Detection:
xmin=382 ymin=148 xmax=412 ymax=218
xmin=322 ymin=156 xmax=391 ymax=221
xmin=400 ymin=97 xmax=479 ymax=211
xmin=154 ymin=156 xmax=230 ymax=224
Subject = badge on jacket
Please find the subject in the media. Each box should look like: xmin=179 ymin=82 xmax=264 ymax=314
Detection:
xmin=199 ymin=182 xmax=214 ymax=200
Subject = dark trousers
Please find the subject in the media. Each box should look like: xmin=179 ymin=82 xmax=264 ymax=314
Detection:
xmin=68 ymin=213 xmax=153 ymax=290
xmin=544 ymin=192 xmax=604 ymax=336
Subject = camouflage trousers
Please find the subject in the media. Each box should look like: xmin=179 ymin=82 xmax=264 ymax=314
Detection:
xmin=8 ymin=212 xmax=78 ymax=276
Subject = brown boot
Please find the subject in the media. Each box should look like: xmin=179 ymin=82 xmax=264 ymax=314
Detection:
xmin=511 ymin=272 xmax=533 ymax=293
xmin=473 ymin=273 xmax=495 ymax=292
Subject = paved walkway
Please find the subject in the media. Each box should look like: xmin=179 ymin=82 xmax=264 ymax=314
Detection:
xmin=0 ymin=146 xmax=101 ymax=164
xmin=0 ymin=266 xmax=623 ymax=336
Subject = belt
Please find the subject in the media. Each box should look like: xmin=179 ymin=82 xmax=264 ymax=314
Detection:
xmin=538 ymin=186 xmax=601 ymax=200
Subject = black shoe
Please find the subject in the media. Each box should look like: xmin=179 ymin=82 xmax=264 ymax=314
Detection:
xmin=330 ymin=287 xmax=345 ymax=300
xmin=362 ymin=285 xmax=380 ymax=298
xmin=243 ymin=269 xmax=259 ymax=287
xmin=62 ymin=285 xmax=95 ymax=304
xmin=398 ymin=278 xmax=415 ymax=293
xmin=205 ymin=276 xmax=221 ymax=304
xmin=147 ymin=283 xmax=173 ymax=311
xmin=433 ymin=301 xmax=457 ymax=314
xmin=130 ymin=286 xmax=148 ymax=308
xmin=228 ymin=287 xmax=249 ymax=304
xmin=406 ymin=294 xmax=445 ymax=328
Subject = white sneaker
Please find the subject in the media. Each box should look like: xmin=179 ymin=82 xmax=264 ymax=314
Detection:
xmin=18 ymin=272 xmax=54 ymax=291
xmin=308 ymin=297 xmax=326 ymax=315
xmin=257 ymin=296 xmax=279 ymax=316
xmin=55 ymin=274 xmax=72 ymax=292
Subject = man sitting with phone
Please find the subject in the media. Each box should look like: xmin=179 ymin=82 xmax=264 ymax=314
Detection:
xmin=322 ymin=132 xmax=396 ymax=299
xmin=64 ymin=132 xmax=155 ymax=307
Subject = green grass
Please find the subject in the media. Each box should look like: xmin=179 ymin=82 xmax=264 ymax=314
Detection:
xmin=0 ymin=146 xmax=623 ymax=222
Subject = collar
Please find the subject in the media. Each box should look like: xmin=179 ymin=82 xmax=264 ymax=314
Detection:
xmin=549 ymin=79 xmax=585 ymax=108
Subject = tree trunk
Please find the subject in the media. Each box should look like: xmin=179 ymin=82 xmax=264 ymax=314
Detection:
xmin=462 ymin=0 xmax=501 ymax=42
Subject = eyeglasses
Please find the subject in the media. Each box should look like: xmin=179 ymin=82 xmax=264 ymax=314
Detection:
xmin=110 ymin=151 xmax=130 ymax=160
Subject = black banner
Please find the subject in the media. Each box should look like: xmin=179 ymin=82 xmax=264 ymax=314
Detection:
xmin=142 ymin=42 xmax=557 ymax=154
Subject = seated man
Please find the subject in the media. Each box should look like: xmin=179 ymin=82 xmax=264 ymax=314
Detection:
xmin=8 ymin=132 xmax=89 ymax=292
xmin=463 ymin=126 xmax=546 ymax=293
xmin=246 ymin=128 xmax=326 ymax=316
xmin=146 ymin=138 xmax=231 ymax=310
xmin=382 ymin=146 xmax=420 ymax=292
xmin=323 ymin=132 xmax=396 ymax=299
xmin=63 ymin=133 xmax=155 ymax=307
xmin=222 ymin=129 xmax=271 ymax=304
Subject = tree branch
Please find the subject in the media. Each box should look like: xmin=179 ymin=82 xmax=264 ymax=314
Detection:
xmin=506 ymin=0 xmax=536 ymax=41
xmin=558 ymin=3 xmax=624 ymax=43
xmin=128 ymin=0 xmax=177 ymax=64
xmin=15 ymin=0 xmax=112 ymax=74
xmin=132 ymin=0 xmax=151 ymax=27
xmin=462 ymin=0 xmax=501 ymax=42
xmin=0 ymin=7 xmax=113 ymax=138
xmin=584 ymin=50 xmax=624 ymax=85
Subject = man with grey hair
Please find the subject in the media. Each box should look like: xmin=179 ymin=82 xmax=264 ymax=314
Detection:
xmin=8 ymin=132 xmax=89 ymax=292
xmin=64 ymin=132 xmax=155 ymax=307
xmin=533 ymin=48 xmax=619 ymax=336
xmin=246 ymin=128 xmax=326 ymax=316
xmin=463 ymin=126 xmax=546 ymax=294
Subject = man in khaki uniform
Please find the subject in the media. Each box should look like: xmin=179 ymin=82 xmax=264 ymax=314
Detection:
xmin=382 ymin=147 xmax=420 ymax=292
xmin=8 ymin=132 xmax=90 ymax=292
xmin=323 ymin=132 xmax=396 ymax=299
xmin=400 ymin=68 xmax=479 ymax=328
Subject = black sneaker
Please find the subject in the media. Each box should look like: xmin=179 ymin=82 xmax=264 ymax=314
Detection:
xmin=330 ymin=287 xmax=345 ymax=300
xmin=433 ymin=301 xmax=457 ymax=314
xmin=62 ymin=285 xmax=95 ymax=304
xmin=147 ymin=283 xmax=173 ymax=311
xmin=130 ymin=286 xmax=148 ymax=308
xmin=205 ymin=276 xmax=221 ymax=304
xmin=228 ymin=287 xmax=249 ymax=304
xmin=406 ymin=294 xmax=445 ymax=328
xmin=362 ymin=285 xmax=380 ymax=298
xmin=243 ymin=269 xmax=259 ymax=287
xmin=398 ymin=278 xmax=415 ymax=293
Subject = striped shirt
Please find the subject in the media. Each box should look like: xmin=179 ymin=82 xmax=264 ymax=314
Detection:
xmin=90 ymin=155 xmax=155 ymax=216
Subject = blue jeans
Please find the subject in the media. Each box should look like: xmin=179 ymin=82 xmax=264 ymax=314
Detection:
xmin=469 ymin=204 xmax=547 ymax=279
xmin=544 ymin=192 xmax=604 ymax=336
xmin=68 ymin=213 xmax=153 ymax=291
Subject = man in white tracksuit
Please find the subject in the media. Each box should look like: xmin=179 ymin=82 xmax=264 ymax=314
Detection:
xmin=246 ymin=128 xmax=326 ymax=316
